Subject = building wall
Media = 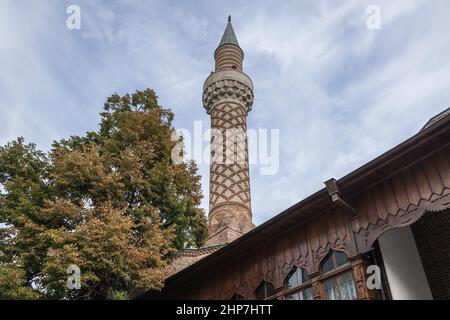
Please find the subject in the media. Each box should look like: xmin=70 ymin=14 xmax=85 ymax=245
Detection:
xmin=378 ymin=227 xmax=433 ymax=300
xmin=352 ymin=147 xmax=450 ymax=253
xmin=170 ymin=207 xmax=372 ymax=300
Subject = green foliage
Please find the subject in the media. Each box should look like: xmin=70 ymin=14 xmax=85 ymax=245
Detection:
xmin=107 ymin=290 xmax=129 ymax=300
xmin=0 ymin=89 xmax=208 ymax=299
xmin=0 ymin=262 xmax=40 ymax=299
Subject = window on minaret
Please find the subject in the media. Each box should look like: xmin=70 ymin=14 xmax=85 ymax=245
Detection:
xmin=320 ymin=251 xmax=357 ymax=300
xmin=284 ymin=267 xmax=314 ymax=300
xmin=255 ymin=281 xmax=274 ymax=300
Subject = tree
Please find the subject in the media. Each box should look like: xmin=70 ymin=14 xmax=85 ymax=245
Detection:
xmin=0 ymin=138 xmax=50 ymax=296
xmin=0 ymin=262 xmax=39 ymax=299
xmin=0 ymin=89 xmax=208 ymax=299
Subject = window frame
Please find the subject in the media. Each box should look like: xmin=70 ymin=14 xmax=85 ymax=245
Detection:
xmin=283 ymin=267 xmax=314 ymax=300
xmin=284 ymin=267 xmax=309 ymax=289
xmin=320 ymin=259 xmax=353 ymax=279
xmin=318 ymin=251 xmax=357 ymax=300
xmin=260 ymin=251 xmax=363 ymax=300
xmin=320 ymin=250 xmax=350 ymax=274
xmin=255 ymin=281 xmax=275 ymax=300
xmin=284 ymin=284 xmax=315 ymax=300
xmin=322 ymin=269 xmax=357 ymax=300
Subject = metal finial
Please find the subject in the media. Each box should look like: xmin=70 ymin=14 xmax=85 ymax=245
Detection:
xmin=228 ymin=15 xmax=231 ymax=22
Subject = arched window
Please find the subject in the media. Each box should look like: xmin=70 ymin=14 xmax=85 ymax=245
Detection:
xmin=320 ymin=250 xmax=349 ymax=273
xmin=255 ymin=281 xmax=274 ymax=300
xmin=285 ymin=267 xmax=309 ymax=289
xmin=284 ymin=267 xmax=314 ymax=300
xmin=320 ymin=251 xmax=357 ymax=300
xmin=230 ymin=294 xmax=244 ymax=300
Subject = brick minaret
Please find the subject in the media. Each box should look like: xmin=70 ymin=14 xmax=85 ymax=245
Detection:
xmin=203 ymin=16 xmax=255 ymax=245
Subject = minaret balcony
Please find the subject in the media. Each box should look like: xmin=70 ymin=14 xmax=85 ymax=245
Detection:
xmin=202 ymin=69 xmax=254 ymax=114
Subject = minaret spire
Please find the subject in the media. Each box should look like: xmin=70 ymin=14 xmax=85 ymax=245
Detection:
xmin=203 ymin=17 xmax=254 ymax=245
xmin=218 ymin=16 xmax=240 ymax=48
xmin=214 ymin=16 xmax=244 ymax=72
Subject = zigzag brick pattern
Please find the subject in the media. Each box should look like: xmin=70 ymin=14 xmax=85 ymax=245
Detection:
xmin=209 ymin=102 xmax=251 ymax=212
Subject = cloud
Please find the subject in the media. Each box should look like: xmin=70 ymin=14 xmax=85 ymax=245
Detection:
xmin=1 ymin=0 xmax=449 ymax=226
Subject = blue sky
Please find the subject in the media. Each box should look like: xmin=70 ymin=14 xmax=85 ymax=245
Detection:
xmin=1 ymin=0 xmax=450 ymax=225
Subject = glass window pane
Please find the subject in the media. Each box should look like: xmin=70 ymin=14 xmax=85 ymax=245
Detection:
xmin=301 ymin=269 xmax=309 ymax=283
xmin=334 ymin=251 xmax=348 ymax=267
xmin=265 ymin=282 xmax=274 ymax=298
xmin=321 ymin=255 xmax=334 ymax=273
xmin=286 ymin=287 xmax=314 ymax=301
xmin=287 ymin=293 xmax=300 ymax=300
xmin=256 ymin=282 xmax=274 ymax=299
xmin=323 ymin=272 xmax=357 ymax=300
xmin=286 ymin=269 xmax=298 ymax=289
xmin=255 ymin=283 xmax=266 ymax=300
xmin=337 ymin=272 xmax=357 ymax=300
xmin=299 ymin=287 xmax=315 ymax=300
xmin=323 ymin=278 xmax=340 ymax=300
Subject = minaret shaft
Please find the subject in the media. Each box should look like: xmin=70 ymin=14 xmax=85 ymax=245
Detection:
xmin=208 ymin=101 xmax=253 ymax=239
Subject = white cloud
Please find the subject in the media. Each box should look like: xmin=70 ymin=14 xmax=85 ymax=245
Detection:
xmin=1 ymin=0 xmax=449 ymax=226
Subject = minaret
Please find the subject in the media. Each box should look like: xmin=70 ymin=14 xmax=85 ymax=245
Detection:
xmin=203 ymin=16 xmax=255 ymax=246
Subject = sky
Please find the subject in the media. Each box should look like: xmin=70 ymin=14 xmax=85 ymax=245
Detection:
xmin=1 ymin=0 xmax=450 ymax=226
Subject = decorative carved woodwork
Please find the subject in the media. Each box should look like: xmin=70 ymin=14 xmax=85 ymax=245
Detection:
xmin=355 ymin=190 xmax=450 ymax=253
xmin=312 ymin=280 xmax=322 ymax=300
xmin=349 ymin=146 xmax=450 ymax=241
xmin=351 ymin=257 xmax=378 ymax=300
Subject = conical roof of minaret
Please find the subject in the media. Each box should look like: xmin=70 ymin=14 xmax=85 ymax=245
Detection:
xmin=218 ymin=15 xmax=240 ymax=48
